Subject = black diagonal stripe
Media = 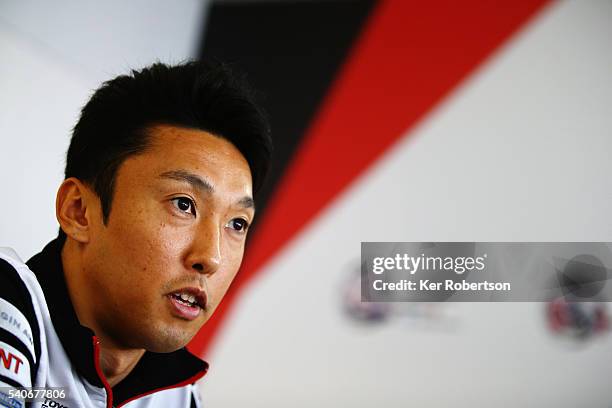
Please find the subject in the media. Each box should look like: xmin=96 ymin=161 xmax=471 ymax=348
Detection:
xmin=199 ymin=0 xmax=377 ymax=223
xmin=0 ymin=260 xmax=41 ymax=374
xmin=0 ymin=373 xmax=23 ymax=388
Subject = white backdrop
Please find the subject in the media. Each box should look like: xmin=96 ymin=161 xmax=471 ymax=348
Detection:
xmin=1 ymin=1 xmax=611 ymax=407
xmin=200 ymin=2 xmax=612 ymax=407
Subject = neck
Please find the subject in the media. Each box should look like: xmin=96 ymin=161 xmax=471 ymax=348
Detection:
xmin=97 ymin=343 xmax=145 ymax=387
xmin=61 ymin=238 xmax=145 ymax=387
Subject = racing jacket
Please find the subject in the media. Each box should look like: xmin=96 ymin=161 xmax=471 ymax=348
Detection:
xmin=0 ymin=238 xmax=207 ymax=408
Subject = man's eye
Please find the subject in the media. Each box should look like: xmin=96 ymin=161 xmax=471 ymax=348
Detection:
xmin=171 ymin=197 xmax=196 ymax=216
xmin=227 ymin=218 xmax=249 ymax=233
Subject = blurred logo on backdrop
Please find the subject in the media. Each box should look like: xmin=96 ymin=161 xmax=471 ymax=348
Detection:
xmin=545 ymin=254 xmax=610 ymax=342
xmin=546 ymin=298 xmax=608 ymax=341
xmin=342 ymin=261 xmax=460 ymax=331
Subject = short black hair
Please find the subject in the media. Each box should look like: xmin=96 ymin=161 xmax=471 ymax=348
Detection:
xmin=64 ymin=60 xmax=272 ymax=225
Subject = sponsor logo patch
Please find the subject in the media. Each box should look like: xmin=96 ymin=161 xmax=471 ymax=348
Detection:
xmin=0 ymin=342 xmax=30 ymax=387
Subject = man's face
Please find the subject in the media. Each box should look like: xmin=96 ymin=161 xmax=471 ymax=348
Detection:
xmin=81 ymin=125 xmax=254 ymax=352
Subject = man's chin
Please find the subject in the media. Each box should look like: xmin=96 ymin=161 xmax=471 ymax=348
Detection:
xmin=141 ymin=327 xmax=199 ymax=353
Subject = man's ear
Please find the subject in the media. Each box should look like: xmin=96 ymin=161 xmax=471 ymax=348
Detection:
xmin=56 ymin=178 xmax=96 ymax=243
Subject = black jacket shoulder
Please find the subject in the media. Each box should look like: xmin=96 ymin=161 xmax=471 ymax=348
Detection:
xmin=0 ymin=257 xmax=41 ymax=387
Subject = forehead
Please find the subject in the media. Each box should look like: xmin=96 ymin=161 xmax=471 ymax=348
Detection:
xmin=118 ymin=125 xmax=253 ymax=195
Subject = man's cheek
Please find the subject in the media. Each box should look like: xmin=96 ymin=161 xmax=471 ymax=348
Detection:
xmin=154 ymin=223 xmax=193 ymax=254
xmin=213 ymin=269 xmax=239 ymax=299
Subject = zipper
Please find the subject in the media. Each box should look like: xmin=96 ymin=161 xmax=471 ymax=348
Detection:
xmin=92 ymin=336 xmax=114 ymax=408
xmin=91 ymin=335 xmax=207 ymax=407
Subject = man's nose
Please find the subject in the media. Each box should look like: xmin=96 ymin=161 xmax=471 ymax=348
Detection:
xmin=186 ymin=219 xmax=221 ymax=275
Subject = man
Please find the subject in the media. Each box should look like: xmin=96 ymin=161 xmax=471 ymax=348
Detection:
xmin=0 ymin=61 xmax=272 ymax=407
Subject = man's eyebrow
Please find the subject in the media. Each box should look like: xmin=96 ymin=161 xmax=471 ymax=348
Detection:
xmin=159 ymin=169 xmax=255 ymax=210
xmin=238 ymin=196 xmax=255 ymax=210
xmin=159 ymin=170 xmax=213 ymax=194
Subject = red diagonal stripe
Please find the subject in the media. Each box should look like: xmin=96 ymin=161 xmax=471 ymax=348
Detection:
xmin=189 ymin=0 xmax=550 ymax=357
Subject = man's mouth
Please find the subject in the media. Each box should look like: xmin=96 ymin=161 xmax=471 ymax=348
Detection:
xmin=171 ymin=292 xmax=199 ymax=307
xmin=167 ymin=288 xmax=207 ymax=320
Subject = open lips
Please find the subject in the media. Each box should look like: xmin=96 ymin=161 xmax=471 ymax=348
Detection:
xmin=170 ymin=289 xmax=207 ymax=309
